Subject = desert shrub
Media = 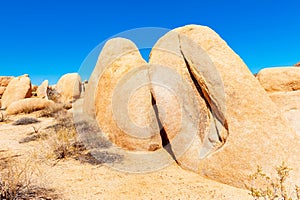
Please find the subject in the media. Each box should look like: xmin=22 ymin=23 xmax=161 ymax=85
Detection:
xmin=47 ymin=115 xmax=85 ymax=160
xmin=50 ymin=126 xmax=84 ymax=159
xmin=0 ymin=151 xmax=57 ymax=199
xmin=245 ymin=162 xmax=300 ymax=200
xmin=13 ymin=117 xmax=40 ymax=126
xmin=47 ymin=87 xmax=61 ymax=103
xmin=46 ymin=114 xmax=118 ymax=165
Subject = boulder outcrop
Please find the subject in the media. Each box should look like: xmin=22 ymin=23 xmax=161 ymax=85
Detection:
xmin=1 ymin=74 xmax=32 ymax=109
xmin=56 ymin=73 xmax=82 ymax=103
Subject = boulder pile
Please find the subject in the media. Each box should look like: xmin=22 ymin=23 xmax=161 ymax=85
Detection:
xmin=257 ymin=67 xmax=300 ymax=135
xmin=0 ymin=73 xmax=82 ymax=114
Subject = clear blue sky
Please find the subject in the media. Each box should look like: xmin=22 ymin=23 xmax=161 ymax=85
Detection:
xmin=0 ymin=0 xmax=299 ymax=85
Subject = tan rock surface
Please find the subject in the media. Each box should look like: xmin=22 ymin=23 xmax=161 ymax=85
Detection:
xmin=269 ymin=91 xmax=300 ymax=135
xmin=0 ymin=76 xmax=14 ymax=87
xmin=1 ymin=74 xmax=32 ymax=109
xmin=150 ymin=25 xmax=300 ymax=188
xmin=56 ymin=73 xmax=82 ymax=103
xmin=0 ymin=86 xmax=5 ymax=96
xmin=6 ymin=98 xmax=55 ymax=115
xmin=31 ymin=85 xmax=38 ymax=93
xmin=149 ymin=30 xmax=228 ymax=170
xmin=83 ymin=38 xmax=141 ymax=118
xmin=257 ymin=67 xmax=300 ymax=92
xmin=37 ymin=80 xmax=49 ymax=99
xmin=94 ymin=38 xmax=161 ymax=151
xmin=269 ymin=90 xmax=300 ymax=112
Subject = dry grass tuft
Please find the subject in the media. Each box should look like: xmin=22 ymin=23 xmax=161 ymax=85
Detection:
xmin=0 ymin=150 xmax=58 ymax=199
xmin=245 ymin=162 xmax=300 ymax=200
xmin=45 ymin=113 xmax=120 ymax=165
xmin=46 ymin=115 xmax=87 ymax=161
xmin=50 ymin=125 xmax=85 ymax=160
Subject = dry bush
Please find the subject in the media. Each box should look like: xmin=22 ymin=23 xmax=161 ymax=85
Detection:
xmin=13 ymin=117 xmax=40 ymax=126
xmin=47 ymin=87 xmax=61 ymax=103
xmin=46 ymin=115 xmax=85 ymax=160
xmin=50 ymin=125 xmax=85 ymax=160
xmin=0 ymin=151 xmax=57 ymax=199
xmin=245 ymin=162 xmax=300 ymax=200
xmin=45 ymin=113 xmax=121 ymax=165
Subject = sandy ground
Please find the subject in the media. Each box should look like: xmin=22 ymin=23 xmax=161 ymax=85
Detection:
xmin=0 ymin=113 xmax=251 ymax=200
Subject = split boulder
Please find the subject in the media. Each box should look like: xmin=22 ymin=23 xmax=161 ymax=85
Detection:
xmin=149 ymin=25 xmax=300 ymax=188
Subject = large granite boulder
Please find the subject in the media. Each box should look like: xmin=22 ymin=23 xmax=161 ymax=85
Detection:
xmin=94 ymin=38 xmax=162 ymax=151
xmin=6 ymin=98 xmax=55 ymax=115
xmin=257 ymin=67 xmax=300 ymax=92
xmin=149 ymin=25 xmax=300 ymax=188
xmin=83 ymin=38 xmax=141 ymax=118
xmin=1 ymin=74 xmax=32 ymax=109
xmin=56 ymin=73 xmax=82 ymax=103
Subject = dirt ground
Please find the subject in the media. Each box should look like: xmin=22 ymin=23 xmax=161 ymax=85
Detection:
xmin=0 ymin=113 xmax=251 ymax=200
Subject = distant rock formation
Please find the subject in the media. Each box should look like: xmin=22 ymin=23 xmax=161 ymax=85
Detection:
xmin=0 ymin=76 xmax=14 ymax=87
xmin=0 ymin=76 xmax=14 ymax=97
xmin=56 ymin=73 xmax=82 ymax=104
xmin=37 ymin=80 xmax=49 ymax=99
xmin=294 ymin=61 xmax=300 ymax=67
xmin=257 ymin=67 xmax=300 ymax=92
xmin=6 ymin=98 xmax=55 ymax=115
xmin=1 ymin=74 xmax=32 ymax=109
